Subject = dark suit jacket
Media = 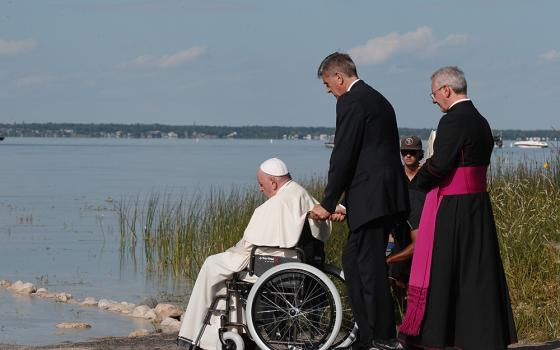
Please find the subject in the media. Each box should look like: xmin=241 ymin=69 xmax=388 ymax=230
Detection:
xmin=321 ymin=80 xmax=409 ymax=232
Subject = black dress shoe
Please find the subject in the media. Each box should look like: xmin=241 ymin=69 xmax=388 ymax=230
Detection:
xmin=368 ymin=338 xmax=405 ymax=350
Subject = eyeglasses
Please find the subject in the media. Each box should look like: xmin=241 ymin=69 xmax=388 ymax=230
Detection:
xmin=430 ymin=85 xmax=445 ymax=100
xmin=401 ymin=150 xmax=419 ymax=157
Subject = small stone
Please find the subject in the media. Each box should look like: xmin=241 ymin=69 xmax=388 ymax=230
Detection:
xmin=7 ymin=280 xmax=23 ymax=291
xmin=144 ymin=309 xmax=157 ymax=320
xmin=35 ymin=288 xmax=49 ymax=295
xmin=81 ymin=297 xmax=98 ymax=307
xmin=9 ymin=281 xmax=36 ymax=294
xmin=98 ymin=299 xmax=117 ymax=310
xmin=154 ymin=303 xmax=183 ymax=321
xmin=160 ymin=317 xmax=181 ymax=332
xmin=0 ymin=280 xmax=12 ymax=288
xmin=129 ymin=329 xmax=150 ymax=337
xmin=54 ymin=292 xmax=72 ymax=302
xmin=108 ymin=301 xmax=135 ymax=314
xmin=55 ymin=322 xmax=91 ymax=329
xmin=131 ymin=305 xmax=151 ymax=318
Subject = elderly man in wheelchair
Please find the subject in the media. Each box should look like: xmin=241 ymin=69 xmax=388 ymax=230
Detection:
xmin=177 ymin=158 xmax=357 ymax=350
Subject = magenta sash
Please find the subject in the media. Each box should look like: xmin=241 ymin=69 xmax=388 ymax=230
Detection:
xmin=399 ymin=166 xmax=487 ymax=336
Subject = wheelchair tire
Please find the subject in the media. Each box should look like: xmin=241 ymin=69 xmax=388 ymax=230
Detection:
xmin=321 ymin=264 xmax=359 ymax=349
xmin=246 ymin=262 xmax=342 ymax=350
xmin=217 ymin=331 xmax=245 ymax=350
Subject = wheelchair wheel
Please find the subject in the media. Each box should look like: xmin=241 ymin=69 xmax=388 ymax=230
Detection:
xmin=321 ymin=264 xmax=359 ymax=349
xmin=217 ymin=331 xmax=245 ymax=350
xmin=246 ymin=262 xmax=342 ymax=350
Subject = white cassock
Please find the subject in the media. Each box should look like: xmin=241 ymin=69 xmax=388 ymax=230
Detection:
xmin=178 ymin=180 xmax=331 ymax=349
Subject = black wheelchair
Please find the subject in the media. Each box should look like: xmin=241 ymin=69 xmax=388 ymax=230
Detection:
xmin=181 ymin=223 xmax=358 ymax=350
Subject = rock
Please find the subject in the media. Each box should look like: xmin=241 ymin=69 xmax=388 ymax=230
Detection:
xmin=131 ymin=305 xmax=152 ymax=318
xmin=144 ymin=309 xmax=157 ymax=320
xmin=108 ymin=301 xmax=135 ymax=314
xmin=154 ymin=303 xmax=183 ymax=321
xmin=55 ymin=322 xmax=91 ymax=329
xmin=129 ymin=328 xmax=150 ymax=337
xmin=0 ymin=280 xmax=12 ymax=288
xmin=137 ymin=296 xmax=158 ymax=309
xmin=160 ymin=317 xmax=181 ymax=332
xmin=7 ymin=280 xmax=23 ymax=290
xmin=8 ymin=281 xmax=36 ymax=294
xmin=35 ymin=288 xmax=49 ymax=295
xmin=81 ymin=297 xmax=98 ymax=307
xmin=54 ymin=292 xmax=72 ymax=302
xmin=98 ymin=299 xmax=118 ymax=310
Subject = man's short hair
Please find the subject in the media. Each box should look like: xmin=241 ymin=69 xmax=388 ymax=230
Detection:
xmin=317 ymin=52 xmax=358 ymax=78
xmin=431 ymin=66 xmax=467 ymax=95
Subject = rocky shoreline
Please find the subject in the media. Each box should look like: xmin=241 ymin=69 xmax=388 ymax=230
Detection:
xmin=2 ymin=279 xmax=559 ymax=350
xmin=0 ymin=279 xmax=184 ymax=339
xmin=0 ymin=332 xmax=179 ymax=350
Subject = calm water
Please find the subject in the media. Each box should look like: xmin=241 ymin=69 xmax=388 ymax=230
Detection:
xmin=0 ymin=137 xmax=331 ymax=345
xmin=0 ymin=137 xmax=555 ymax=345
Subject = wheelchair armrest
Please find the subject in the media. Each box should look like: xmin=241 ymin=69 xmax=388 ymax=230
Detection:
xmin=248 ymin=245 xmax=305 ymax=276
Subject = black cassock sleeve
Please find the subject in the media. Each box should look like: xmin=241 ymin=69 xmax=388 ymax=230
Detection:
xmin=416 ymin=114 xmax=464 ymax=191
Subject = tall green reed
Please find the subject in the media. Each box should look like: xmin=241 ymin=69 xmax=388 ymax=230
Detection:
xmin=116 ymin=158 xmax=560 ymax=341
xmin=489 ymin=152 xmax=560 ymax=341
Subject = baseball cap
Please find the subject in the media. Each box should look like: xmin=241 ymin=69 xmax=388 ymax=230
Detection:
xmin=400 ymin=136 xmax=422 ymax=150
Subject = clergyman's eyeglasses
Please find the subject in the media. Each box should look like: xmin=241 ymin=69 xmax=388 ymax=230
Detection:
xmin=430 ymin=85 xmax=446 ymax=100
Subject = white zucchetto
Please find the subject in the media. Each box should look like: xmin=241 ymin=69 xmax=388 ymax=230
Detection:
xmin=260 ymin=157 xmax=289 ymax=176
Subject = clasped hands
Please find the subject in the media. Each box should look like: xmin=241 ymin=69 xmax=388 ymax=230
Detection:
xmin=309 ymin=204 xmax=346 ymax=222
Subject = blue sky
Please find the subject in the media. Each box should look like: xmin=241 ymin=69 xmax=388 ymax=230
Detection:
xmin=1 ymin=0 xmax=559 ymax=129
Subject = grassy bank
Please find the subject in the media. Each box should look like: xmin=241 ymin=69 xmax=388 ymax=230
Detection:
xmin=116 ymin=157 xmax=560 ymax=341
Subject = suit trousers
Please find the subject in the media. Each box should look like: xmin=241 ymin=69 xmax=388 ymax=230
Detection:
xmin=343 ymin=218 xmax=396 ymax=348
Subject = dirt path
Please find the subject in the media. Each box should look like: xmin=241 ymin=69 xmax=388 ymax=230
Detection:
xmin=0 ymin=333 xmax=178 ymax=350
xmin=1 ymin=335 xmax=558 ymax=350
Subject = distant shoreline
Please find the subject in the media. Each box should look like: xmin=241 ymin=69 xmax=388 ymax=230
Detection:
xmin=1 ymin=123 xmax=559 ymax=141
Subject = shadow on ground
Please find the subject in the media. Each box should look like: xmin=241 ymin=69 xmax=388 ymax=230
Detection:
xmin=2 ymin=335 xmax=559 ymax=350
xmin=511 ymin=341 xmax=560 ymax=350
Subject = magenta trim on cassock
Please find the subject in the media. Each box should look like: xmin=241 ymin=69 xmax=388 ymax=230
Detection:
xmin=399 ymin=166 xmax=487 ymax=336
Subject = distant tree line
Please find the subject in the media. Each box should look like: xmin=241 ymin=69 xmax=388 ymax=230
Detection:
xmin=0 ymin=123 xmax=559 ymax=140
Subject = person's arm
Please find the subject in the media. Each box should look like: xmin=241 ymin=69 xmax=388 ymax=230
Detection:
xmin=386 ymin=228 xmax=417 ymax=264
xmin=415 ymin=114 xmax=463 ymax=190
xmin=321 ymin=96 xmax=366 ymax=213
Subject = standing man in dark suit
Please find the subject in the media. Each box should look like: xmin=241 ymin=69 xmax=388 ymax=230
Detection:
xmin=310 ymin=52 xmax=409 ymax=350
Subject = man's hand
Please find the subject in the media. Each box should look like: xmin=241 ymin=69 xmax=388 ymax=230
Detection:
xmin=329 ymin=204 xmax=347 ymax=222
xmin=309 ymin=204 xmax=331 ymax=220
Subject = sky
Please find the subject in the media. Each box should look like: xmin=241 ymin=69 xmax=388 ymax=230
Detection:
xmin=1 ymin=0 xmax=559 ymax=130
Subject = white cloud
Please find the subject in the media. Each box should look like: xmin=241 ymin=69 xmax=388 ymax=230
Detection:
xmin=0 ymin=39 xmax=37 ymax=56
xmin=348 ymin=26 xmax=469 ymax=65
xmin=120 ymin=46 xmax=206 ymax=69
xmin=538 ymin=49 xmax=560 ymax=63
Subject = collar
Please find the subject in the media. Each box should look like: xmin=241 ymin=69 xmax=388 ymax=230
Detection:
xmin=347 ymin=79 xmax=361 ymax=92
xmin=448 ymin=98 xmax=470 ymax=110
xmin=277 ymin=180 xmax=292 ymax=194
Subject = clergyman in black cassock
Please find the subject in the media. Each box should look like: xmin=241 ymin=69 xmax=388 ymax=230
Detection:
xmin=400 ymin=66 xmax=517 ymax=350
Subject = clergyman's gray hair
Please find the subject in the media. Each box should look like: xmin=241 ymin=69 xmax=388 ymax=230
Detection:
xmin=431 ymin=66 xmax=467 ymax=94
xmin=317 ymin=52 xmax=358 ymax=78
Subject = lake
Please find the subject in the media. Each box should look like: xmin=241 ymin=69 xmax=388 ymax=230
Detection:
xmin=0 ymin=137 xmax=555 ymax=345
